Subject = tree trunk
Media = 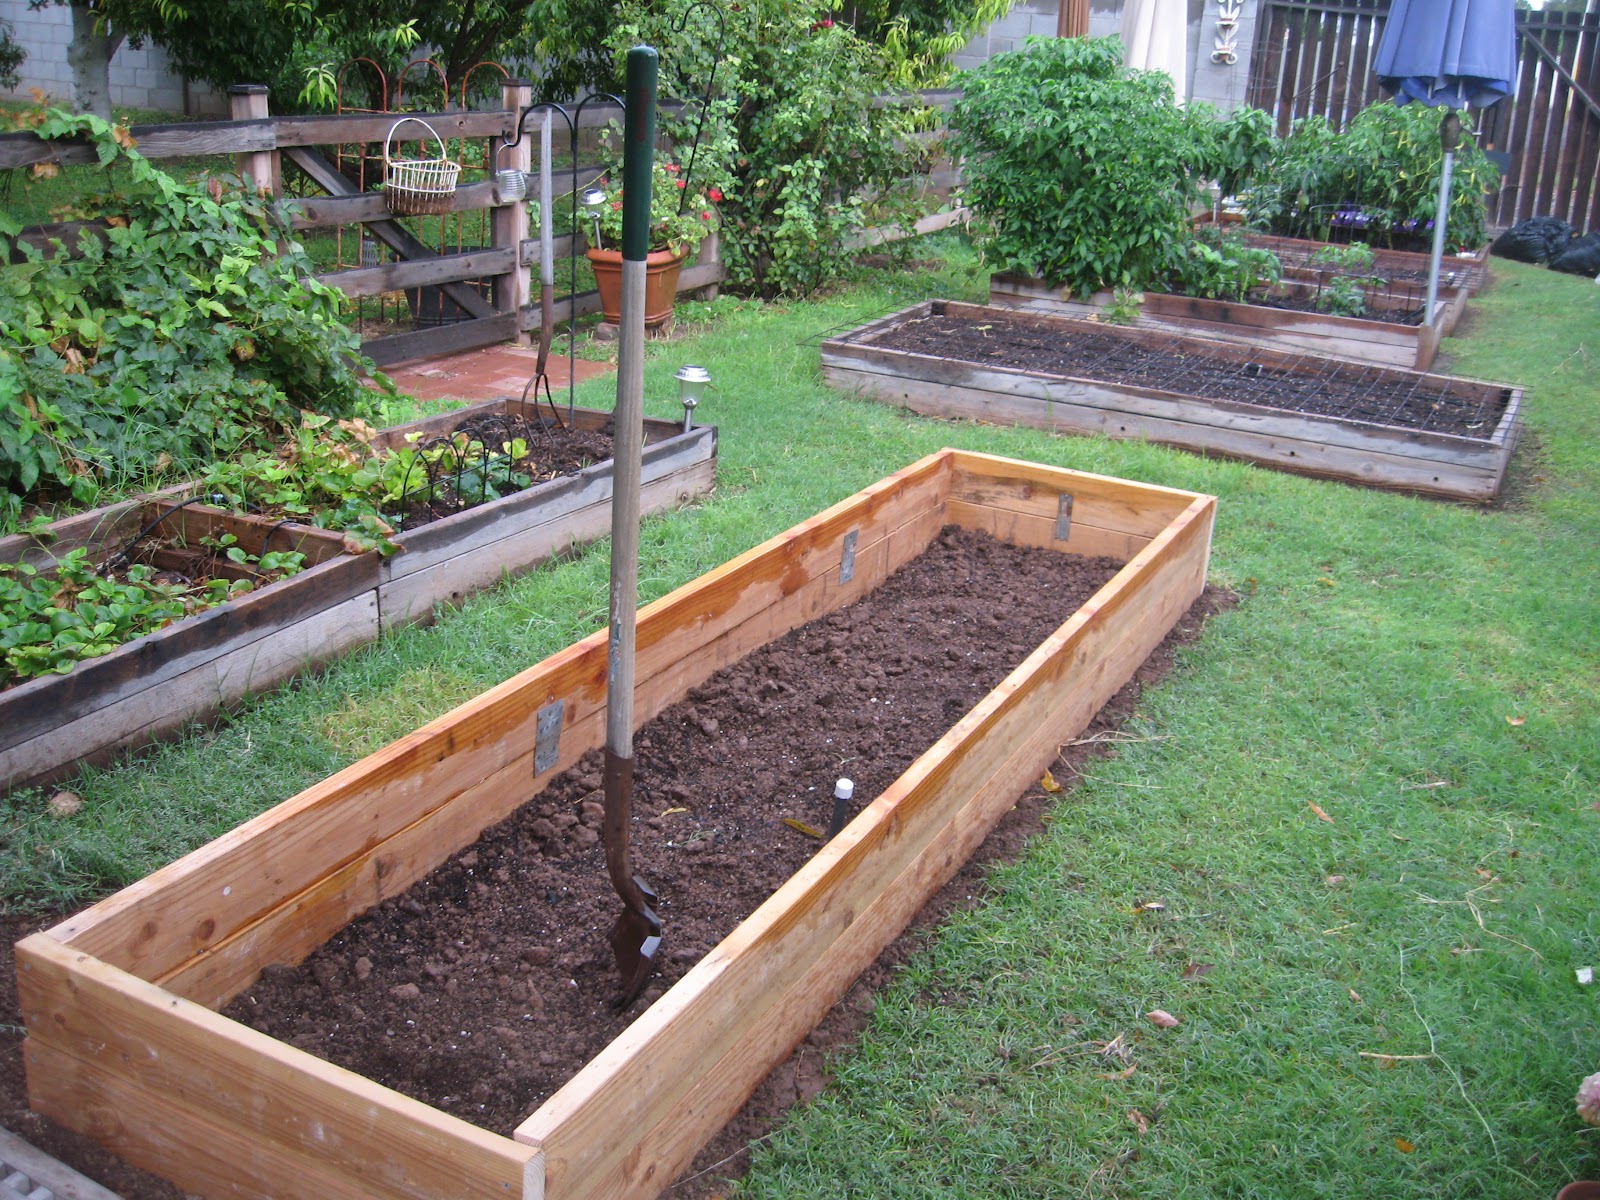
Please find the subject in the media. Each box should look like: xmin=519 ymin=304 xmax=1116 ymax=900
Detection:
xmin=66 ymin=3 xmax=124 ymax=120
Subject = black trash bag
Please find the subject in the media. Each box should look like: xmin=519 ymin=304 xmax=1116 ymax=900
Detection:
xmin=1491 ymin=215 xmax=1575 ymax=264
xmin=1550 ymin=232 xmax=1600 ymax=276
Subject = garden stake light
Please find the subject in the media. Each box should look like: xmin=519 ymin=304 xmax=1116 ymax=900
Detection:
xmin=603 ymin=45 xmax=664 ymax=1006
xmin=675 ymin=363 xmax=711 ymax=433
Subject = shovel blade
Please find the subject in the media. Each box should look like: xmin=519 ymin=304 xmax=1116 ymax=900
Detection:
xmin=608 ymin=879 xmax=662 ymax=1005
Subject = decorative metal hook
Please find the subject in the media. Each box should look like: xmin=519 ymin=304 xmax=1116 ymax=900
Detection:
xmin=667 ymin=1 xmax=731 ymax=213
xmin=504 ymin=96 xmax=626 ymax=424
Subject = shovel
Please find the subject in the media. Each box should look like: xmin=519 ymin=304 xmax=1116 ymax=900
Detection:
xmin=601 ymin=44 xmax=663 ymax=1005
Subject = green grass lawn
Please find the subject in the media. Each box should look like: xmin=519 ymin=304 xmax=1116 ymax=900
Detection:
xmin=3 ymin=239 xmax=1597 ymax=1196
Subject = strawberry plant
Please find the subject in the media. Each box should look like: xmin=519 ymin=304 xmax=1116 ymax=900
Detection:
xmin=0 ymin=540 xmax=305 ymax=688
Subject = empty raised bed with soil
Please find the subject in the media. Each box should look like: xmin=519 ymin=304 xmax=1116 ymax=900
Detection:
xmin=16 ymin=449 xmax=1215 ymax=1200
xmin=990 ymin=272 xmax=1449 ymax=370
xmin=0 ymin=401 xmax=715 ymax=793
xmin=822 ymin=301 xmax=1522 ymax=502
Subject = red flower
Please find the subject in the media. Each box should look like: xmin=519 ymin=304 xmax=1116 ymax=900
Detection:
xmin=675 ymin=179 xmax=686 ymax=189
xmin=701 ymin=210 xmax=712 ymax=220
xmin=611 ymin=200 xmax=623 ymax=210
xmin=708 ymin=187 xmax=723 ymax=202
xmin=665 ymin=163 xmax=679 ymax=173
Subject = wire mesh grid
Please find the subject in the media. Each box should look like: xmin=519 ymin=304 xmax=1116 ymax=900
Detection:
xmin=869 ymin=312 xmax=1509 ymax=438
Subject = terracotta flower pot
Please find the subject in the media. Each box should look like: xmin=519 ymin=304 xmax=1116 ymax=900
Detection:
xmin=585 ymin=247 xmax=686 ymax=327
xmin=1557 ymin=1184 xmax=1600 ymax=1200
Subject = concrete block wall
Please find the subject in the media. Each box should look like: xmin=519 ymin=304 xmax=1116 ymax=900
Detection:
xmin=1 ymin=4 xmax=226 ymax=116
xmin=952 ymin=0 xmax=1260 ymax=114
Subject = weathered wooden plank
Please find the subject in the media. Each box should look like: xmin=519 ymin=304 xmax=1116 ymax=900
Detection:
xmin=0 ymin=1125 xmax=121 ymax=1200
xmin=988 ymin=275 xmax=1439 ymax=370
xmin=320 ymin=247 xmax=515 ymax=299
xmin=0 ymin=524 xmax=371 ymax=755
xmin=517 ymin=486 xmax=1216 ymax=1200
xmin=826 ymin=361 xmax=1510 ymax=501
xmin=290 ymin=170 xmax=600 ymax=230
xmin=826 ymin=335 xmax=1512 ymax=468
xmin=270 ymin=110 xmax=516 ymax=149
xmin=19 ymin=937 xmax=536 ymax=1200
xmin=363 ymin=313 xmax=521 ymax=367
xmin=380 ymin=424 xmax=706 ymax=578
xmin=0 ymin=590 xmax=381 ymax=793
xmin=380 ymin=450 xmax=718 ymax=628
xmin=0 ymin=120 xmax=276 ymax=169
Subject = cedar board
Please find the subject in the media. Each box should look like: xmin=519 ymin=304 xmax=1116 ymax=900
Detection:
xmin=16 ymin=449 xmax=1215 ymax=1200
xmin=989 ymin=272 xmax=1453 ymax=370
xmin=822 ymin=300 xmax=1522 ymax=504
xmin=0 ymin=408 xmax=716 ymax=792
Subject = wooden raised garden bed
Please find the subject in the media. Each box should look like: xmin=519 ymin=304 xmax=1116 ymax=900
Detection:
xmin=990 ymin=272 xmax=1449 ymax=371
xmin=1190 ymin=223 xmax=1489 ymax=336
xmin=821 ymin=301 xmax=1522 ymax=503
xmin=16 ymin=448 xmax=1215 ymax=1200
xmin=0 ymin=503 xmax=375 ymax=795
xmin=0 ymin=404 xmax=716 ymax=793
xmin=367 ymin=399 xmax=718 ymax=627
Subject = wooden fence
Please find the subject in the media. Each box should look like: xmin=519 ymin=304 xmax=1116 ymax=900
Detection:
xmin=0 ymin=83 xmax=965 ymax=368
xmin=1247 ymin=0 xmax=1600 ymax=234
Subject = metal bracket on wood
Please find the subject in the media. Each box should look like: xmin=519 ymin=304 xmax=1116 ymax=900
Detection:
xmin=839 ymin=529 xmax=859 ymax=584
xmin=535 ymin=700 xmax=565 ymax=775
xmin=1055 ymin=494 xmax=1075 ymax=541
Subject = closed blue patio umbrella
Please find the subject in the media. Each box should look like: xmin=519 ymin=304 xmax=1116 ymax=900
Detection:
xmin=1372 ymin=0 xmax=1516 ymax=320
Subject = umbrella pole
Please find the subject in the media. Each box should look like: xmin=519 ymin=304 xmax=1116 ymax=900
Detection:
xmin=1426 ymin=110 xmax=1462 ymax=326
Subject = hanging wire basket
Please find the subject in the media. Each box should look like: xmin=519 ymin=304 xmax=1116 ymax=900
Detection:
xmin=382 ymin=116 xmax=461 ymax=216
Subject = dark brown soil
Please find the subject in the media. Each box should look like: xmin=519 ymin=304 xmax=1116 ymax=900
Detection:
xmin=1233 ymin=282 xmax=1425 ymax=326
xmin=393 ymin=415 xmax=613 ymax=533
xmin=223 ymin=528 xmax=1127 ymax=1135
xmin=873 ymin=305 xmax=1510 ymax=439
xmin=0 ymin=528 xmax=1226 ymax=1200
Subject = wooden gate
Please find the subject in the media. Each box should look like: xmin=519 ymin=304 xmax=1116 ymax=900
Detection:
xmin=1247 ymin=0 xmax=1600 ymax=233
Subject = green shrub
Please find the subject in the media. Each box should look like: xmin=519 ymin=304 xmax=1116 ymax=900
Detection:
xmin=949 ymin=36 xmax=1210 ymax=297
xmin=603 ymin=0 xmax=921 ymax=299
xmin=0 ymin=108 xmax=383 ymax=532
xmin=1191 ymin=103 xmax=1278 ymax=198
xmin=1240 ymin=103 xmax=1499 ymax=253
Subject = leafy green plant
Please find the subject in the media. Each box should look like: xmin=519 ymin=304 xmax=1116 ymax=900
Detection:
xmin=0 ymin=17 xmax=24 ymax=91
xmin=0 ymin=106 xmax=386 ymax=533
xmin=199 ymin=415 xmax=535 ymax=556
xmin=1311 ymin=242 xmax=1382 ymax=317
xmin=1159 ymin=227 xmax=1282 ymax=302
xmin=1191 ymin=103 xmax=1278 ymax=198
xmin=587 ymin=146 xmax=724 ymax=258
xmin=949 ymin=37 xmax=1212 ymax=297
xmin=1240 ymin=103 xmax=1499 ymax=253
xmin=0 ymin=536 xmax=303 ymax=688
xmin=1103 ymin=286 xmax=1143 ymax=325
xmin=605 ymin=0 xmax=922 ymax=298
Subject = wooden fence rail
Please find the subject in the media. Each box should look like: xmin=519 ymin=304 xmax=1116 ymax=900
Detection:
xmin=2 ymin=85 xmax=964 ymax=366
